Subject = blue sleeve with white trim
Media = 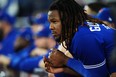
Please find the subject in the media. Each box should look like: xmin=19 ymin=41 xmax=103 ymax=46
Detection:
xmin=68 ymin=33 xmax=109 ymax=77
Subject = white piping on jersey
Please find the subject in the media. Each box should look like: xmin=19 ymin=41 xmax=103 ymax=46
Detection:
xmin=83 ymin=59 xmax=106 ymax=69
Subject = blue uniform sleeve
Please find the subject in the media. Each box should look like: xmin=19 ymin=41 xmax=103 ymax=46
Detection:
xmin=54 ymin=72 xmax=77 ymax=77
xmin=8 ymin=54 xmax=22 ymax=70
xmin=67 ymin=58 xmax=88 ymax=77
xmin=19 ymin=56 xmax=43 ymax=72
xmin=8 ymin=48 xmax=31 ymax=70
xmin=67 ymin=34 xmax=109 ymax=77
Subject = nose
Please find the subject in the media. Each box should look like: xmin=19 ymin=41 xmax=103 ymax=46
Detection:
xmin=49 ymin=23 xmax=55 ymax=30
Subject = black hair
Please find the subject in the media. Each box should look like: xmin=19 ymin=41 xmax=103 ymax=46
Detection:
xmin=49 ymin=0 xmax=104 ymax=49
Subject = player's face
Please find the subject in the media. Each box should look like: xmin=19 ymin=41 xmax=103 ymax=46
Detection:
xmin=31 ymin=24 xmax=44 ymax=34
xmin=48 ymin=10 xmax=62 ymax=40
xmin=34 ymin=37 xmax=48 ymax=49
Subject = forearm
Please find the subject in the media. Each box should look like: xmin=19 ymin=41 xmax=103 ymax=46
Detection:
xmin=66 ymin=58 xmax=110 ymax=77
xmin=63 ymin=67 xmax=82 ymax=77
xmin=66 ymin=58 xmax=86 ymax=76
xmin=0 ymin=56 xmax=11 ymax=66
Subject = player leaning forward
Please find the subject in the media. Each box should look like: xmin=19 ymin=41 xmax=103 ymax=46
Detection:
xmin=44 ymin=0 xmax=116 ymax=77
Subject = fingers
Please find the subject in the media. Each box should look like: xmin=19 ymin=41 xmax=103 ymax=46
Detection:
xmin=49 ymin=67 xmax=64 ymax=74
xmin=49 ymin=48 xmax=58 ymax=59
xmin=50 ymin=48 xmax=58 ymax=54
xmin=44 ymin=57 xmax=53 ymax=73
xmin=48 ymin=73 xmax=55 ymax=77
xmin=43 ymin=56 xmax=50 ymax=63
xmin=45 ymin=62 xmax=50 ymax=72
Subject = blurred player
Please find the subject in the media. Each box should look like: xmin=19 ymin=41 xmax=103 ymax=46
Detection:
xmin=14 ymin=27 xmax=34 ymax=52
xmin=0 ymin=27 xmax=34 ymax=77
xmin=84 ymin=2 xmax=108 ymax=18
xmin=0 ymin=12 xmax=18 ymax=56
xmin=19 ymin=27 xmax=55 ymax=72
xmin=97 ymin=8 xmax=115 ymax=28
xmin=44 ymin=0 xmax=116 ymax=77
xmin=29 ymin=13 xmax=48 ymax=34
xmin=0 ymin=27 xmax=34 ymax=67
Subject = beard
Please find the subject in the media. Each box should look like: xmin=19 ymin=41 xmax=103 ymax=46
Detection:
xmin=53 ymin=35 xmax=61 ymax=43
xmin=0 ymin=29 xmax=4 ymax=42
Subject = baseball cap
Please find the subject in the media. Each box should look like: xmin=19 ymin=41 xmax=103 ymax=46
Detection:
xmin=19 ymin=27 xmax=33 ymax=43
xmin=30 ymin=13 xmax=48 ymax=25
xmin=35 ymin=27 xmax=51 ymax=38
xmin=0 ymin=12 xmax=15 ymax=25
xmin=97 ymin=8 xmax=114 ymax=23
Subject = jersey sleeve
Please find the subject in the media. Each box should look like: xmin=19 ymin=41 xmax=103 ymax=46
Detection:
xmin=8 ymin=49 xmax=31 ymax=70
xmin=66 ymin=34 xmax=109 ymax=77
xmin=8 ymin=54 xmax=22 ymax=70
xmin=19 ymin=56 xmax=43 ymax=72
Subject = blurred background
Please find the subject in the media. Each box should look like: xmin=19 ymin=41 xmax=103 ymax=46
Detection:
xmin=0 ymin=0 xmax=116 ymax=77
xmin=0 ymin=0 xmax=116 ymax=27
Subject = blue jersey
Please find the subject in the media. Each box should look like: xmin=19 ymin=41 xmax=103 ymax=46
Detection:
xmin=19 ymin=56 xmax=43 ymax=72
xmin=0 ymin=29 xmax=19 ymax=55
xmin=8 ymin=44 xmax=35 ymax=70
xmin=19 ymin=49 xmax=53 ymax=73
xmin=66 ymin=22 xmax=115 ymax=77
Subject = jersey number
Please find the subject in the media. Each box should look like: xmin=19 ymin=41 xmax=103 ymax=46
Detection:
xmin=88 ymin=22 xmax=101 ymax=32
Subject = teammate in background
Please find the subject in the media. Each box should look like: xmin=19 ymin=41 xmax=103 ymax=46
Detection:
xmin=19 ymin=27 xmax=56 ymax=72
xmin=31 ymin=28 xmax=55 ymax=57
xmin=44 ymin=0 xmax=116 ymax=77
xmin=0 ymin=12 xmax=49 ymax=67
xmin=0 ymin=27 xmax=34 ymax=68
xmin=0 ymin=12 xmax=18 ymax=56
xmin=0 ymin=13 xmax=52 ymax=72
xmin=0 ymin=27 xmax=34 ymax=77
xmin=97 ymin=8 xmax=115 ymax=28
xmin=14 ymin=27 xmax=34 ymax=52
xmin=29 ymin=13 xmax=48 ymax=34
xmin=84 ymin=2 xmax=108 ymax=18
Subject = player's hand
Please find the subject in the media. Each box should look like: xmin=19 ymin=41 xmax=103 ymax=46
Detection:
xmin=43 ymin=57 xmax=64 ymax=73
xmin=47 ymin=67 xmax=64 ymax=74
xmin=44 ymin=57 xmax=82 ymax=76
xmin=48 ymin=48 xmax=69 ymax=67
xmin=0 ymin=55 xmax=10 ymax=65
xmin=43 ymin=56 xmax=52 ymax=72
xmin=48 ymin=73 xmax=55 ymax=77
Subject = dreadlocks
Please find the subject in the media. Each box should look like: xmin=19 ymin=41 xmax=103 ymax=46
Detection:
xmin=49 ymin=0 xmax=104 ymax=49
